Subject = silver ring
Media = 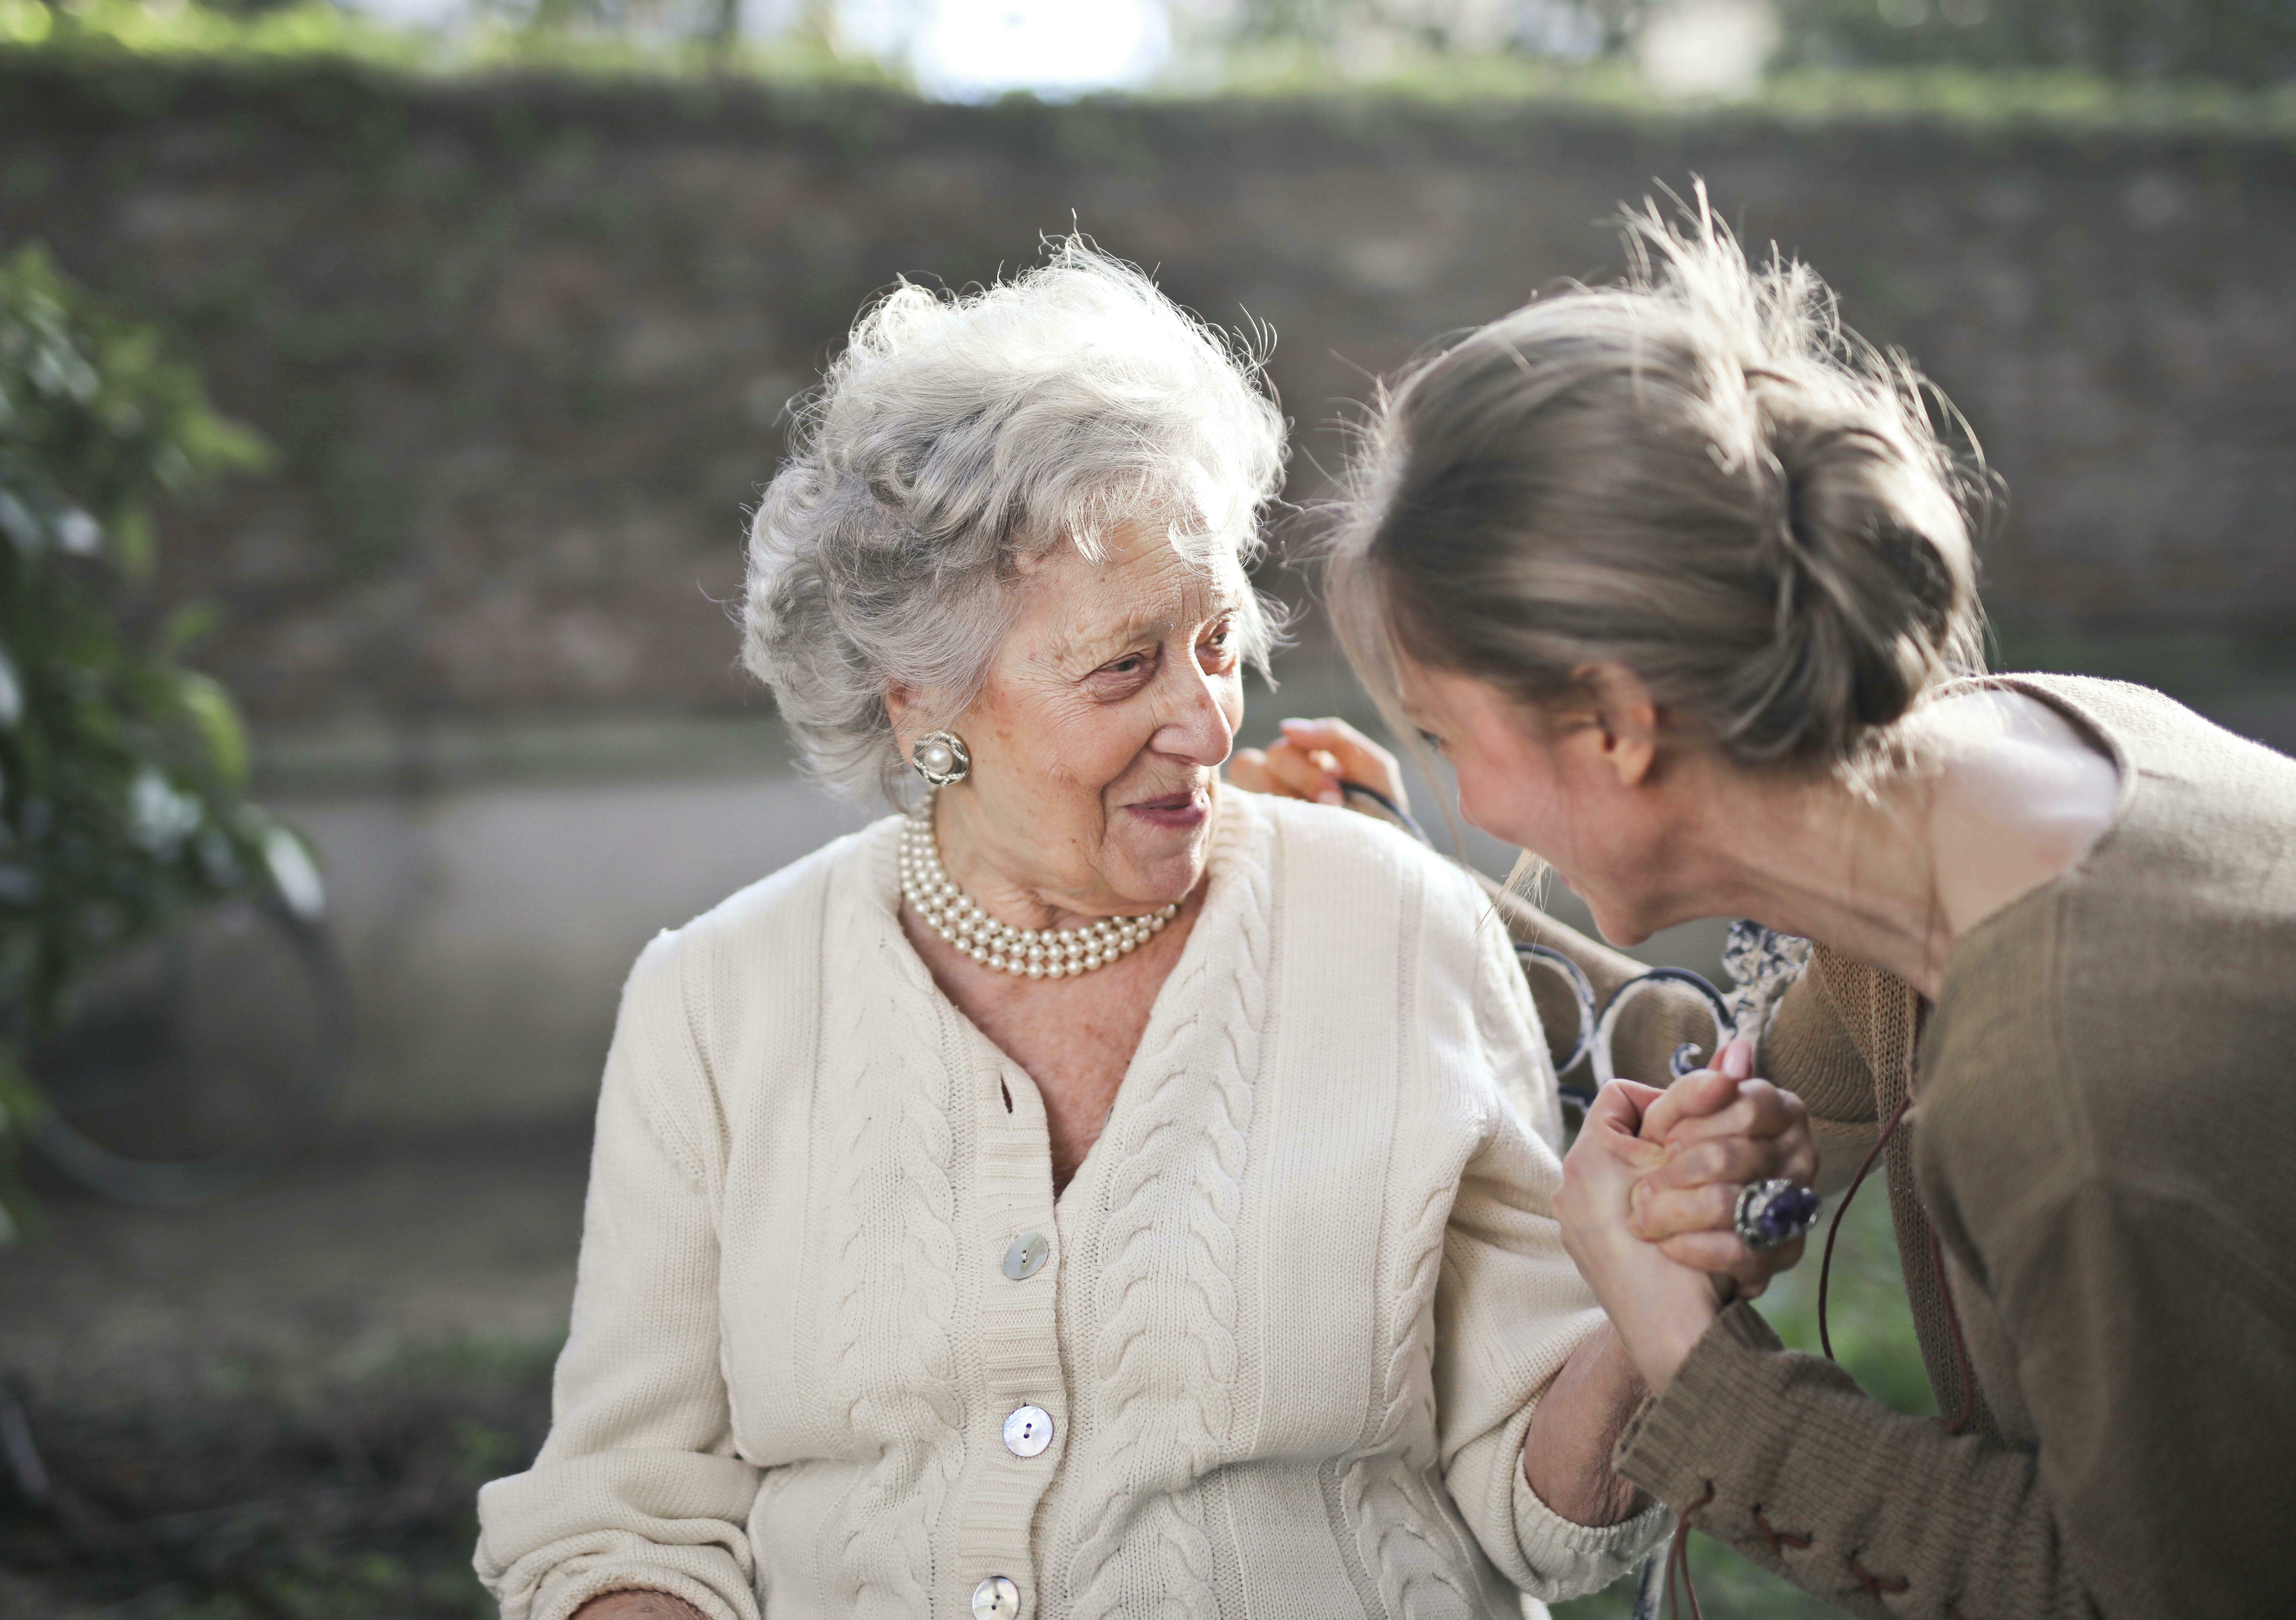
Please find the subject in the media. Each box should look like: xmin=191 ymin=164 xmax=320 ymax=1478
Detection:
xmin=1734 ymin=1178 xmax=1820 ymax=1252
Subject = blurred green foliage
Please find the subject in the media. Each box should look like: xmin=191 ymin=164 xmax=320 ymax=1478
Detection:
xmin=1198 ymin=49 xmax=2296 ymax=130
xmin=1758 ymin=1175 xmax=1936 ymax=1418
xmin=1 ymin=0 xmax=2289 ymax=134
xmin=1201 ymin=0 xmax=2296 ymax=86
xmin=0 ymin=0 xmax=901 ymax=82
xmin=1200 ymin=0 xmax=1655 ymax=60
xmin=1552 ymin=1184 xmax=1933 ymax=1620
xmin=1776 ymin=0 xmax=2296 ymax=86
xmin=0 ymin=27 xmax=2285 ymax=149
xmin=0 ymin=242 xmax=291 ymax=1236
xmin=1990 ymin=626 xmax=2296 ymax=710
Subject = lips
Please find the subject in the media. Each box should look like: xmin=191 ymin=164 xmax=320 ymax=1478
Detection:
xmin=1123 ymin=786 xmax=1211 ymax=828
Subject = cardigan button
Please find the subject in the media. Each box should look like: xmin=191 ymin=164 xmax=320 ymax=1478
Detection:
xmin=972 ymin=1575 xmax=1021 ymax=1619
xmin=1003 ymin=1404 xmax=1054 ymax=1457
xmin=1002 ymin=1232 xmax=1050 ymax=1280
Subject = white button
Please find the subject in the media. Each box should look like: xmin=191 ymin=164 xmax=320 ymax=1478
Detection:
xmin=972 ymin=1575 xmax=1020 ymax=1619
xmin=1002 ymin=1404 xmax=1054 ymax=1457
xmin=1002 ymin=1232 xmax=1049 ymax=1280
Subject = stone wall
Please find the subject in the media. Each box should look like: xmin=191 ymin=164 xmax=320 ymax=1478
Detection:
xmin=5 ymin=57 xmax=2294 ymax=730
xmin=12 ymin=60 xmax=2290 ymax=1122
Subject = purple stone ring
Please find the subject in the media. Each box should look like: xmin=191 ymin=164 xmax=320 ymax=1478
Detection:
xmin=1734 ymin=1178 xmax=1822 ymax=1252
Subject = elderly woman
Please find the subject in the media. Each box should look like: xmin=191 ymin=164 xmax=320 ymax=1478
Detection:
xmin=473 ymin=244 xmax=1810 ymax=1620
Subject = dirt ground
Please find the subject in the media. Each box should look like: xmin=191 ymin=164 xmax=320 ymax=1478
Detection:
xmin=0 ymin=1125 xmax=591 ymax=1619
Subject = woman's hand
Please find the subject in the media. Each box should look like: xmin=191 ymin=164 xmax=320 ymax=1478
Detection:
xmin=1554 ymin=1081 xmax=1728 ymax=1395
xmin=1229 ymin=717 xmax=1407 ymax=814
xmin=570 ymin=1592 xmax=708 ymax=1620
xmin=1630 ymin=1038 xmax=1819 ymax=1299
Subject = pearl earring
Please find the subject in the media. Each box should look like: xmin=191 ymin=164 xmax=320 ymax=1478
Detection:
xmin=910 ymin=729 xmax=971 ymax=787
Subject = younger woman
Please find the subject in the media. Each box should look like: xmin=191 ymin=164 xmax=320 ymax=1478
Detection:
xmin=1301 ymin=197 xmax=2296 ymax=1618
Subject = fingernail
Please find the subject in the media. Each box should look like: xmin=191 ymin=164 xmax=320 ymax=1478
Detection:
xmin=1317 ymin=786 xmax=1342 ymax=806
xmin=1722 ymin=1037 xmax=1753 ymax=1079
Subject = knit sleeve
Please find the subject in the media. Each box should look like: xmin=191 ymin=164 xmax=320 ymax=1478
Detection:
xmin=1756 ymin=957 xmax=1874 ymax=1121
xmin=1616 ymin=1295 xmax=2119 ymax=1620
xmin=1433 ymin=918 xmax=1671 ymax=1602
xmin=1755 ymin=955 xmax=1891 ymax=1195
xmin=475 ymin=934 xmax=763 ymax=1620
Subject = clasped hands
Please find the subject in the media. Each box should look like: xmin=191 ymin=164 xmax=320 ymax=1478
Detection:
xmin=1556 ymin=1037 xmax=1817 ymax=1395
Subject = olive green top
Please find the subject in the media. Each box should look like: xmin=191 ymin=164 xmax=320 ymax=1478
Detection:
xmin=1598 ymin=674 xmax=2296 ymax=1618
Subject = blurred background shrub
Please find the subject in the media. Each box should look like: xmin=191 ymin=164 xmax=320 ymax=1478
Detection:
xmin=0 ymin=243 xmax=301 ymax=1236
xmin=1 ymin=0 xmax=2291 ymax=109
xmin=1771 ymin=0 xmax=2296 ymax=86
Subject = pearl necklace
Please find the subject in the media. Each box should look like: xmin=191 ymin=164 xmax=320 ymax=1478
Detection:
xmin=898 ymin=802 xmax=1178 ymax=978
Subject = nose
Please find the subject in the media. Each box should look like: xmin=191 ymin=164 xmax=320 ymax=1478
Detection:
xmin=1151 ymin=657 xmax=1236 ymax=769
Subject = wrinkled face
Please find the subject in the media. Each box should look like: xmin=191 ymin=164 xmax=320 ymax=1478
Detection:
xmin=916 ymin=520 xmax=1248 ymax=916
xmin=1397 ymin=658 xmax=1681 ymax=947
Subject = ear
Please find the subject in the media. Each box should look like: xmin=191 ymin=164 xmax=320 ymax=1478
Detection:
xmin=1580 ymin=663 xmax=1660 ymax=789
xmin=884 ymin=683 xmax=921 ymax=741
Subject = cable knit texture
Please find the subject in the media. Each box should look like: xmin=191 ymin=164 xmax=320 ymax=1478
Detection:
xmin=823 ymin=898 xmax=964 ymax=1616
xmin=475 ymin=790 xmax=1666 ymax=1620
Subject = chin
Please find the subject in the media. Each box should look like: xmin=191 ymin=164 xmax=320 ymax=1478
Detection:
xmin=1106 ymin=824 xmax=1212 ymax=908
xmin=1594 ymin=919 xmax=1653 ymax=949
xmin=1582 ymin=892 xmax=1657 ymax=950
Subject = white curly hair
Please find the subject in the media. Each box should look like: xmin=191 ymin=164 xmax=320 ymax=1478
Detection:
xmin=743 ymin=238 xmax=1289 ymax=801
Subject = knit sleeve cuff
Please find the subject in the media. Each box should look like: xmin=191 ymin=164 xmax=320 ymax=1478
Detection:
xmin=1506 ymin=1446 xmax=1673 ymax=1601
xmin=533 ymin=1558 xmax=752 ymax=1620
xmin=1612 ymin=1301 xmax=1787 ymax=1511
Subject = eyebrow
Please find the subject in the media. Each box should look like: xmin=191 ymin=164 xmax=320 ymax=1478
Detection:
xmin=1054 ymin=587 xmax=1243 ymax=666
xmin=1054 ymin=611 xmax=1179 ymax=668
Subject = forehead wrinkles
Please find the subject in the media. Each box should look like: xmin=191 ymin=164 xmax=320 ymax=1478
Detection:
xmin=1044 ymin=548 xmax=1241 ymax=664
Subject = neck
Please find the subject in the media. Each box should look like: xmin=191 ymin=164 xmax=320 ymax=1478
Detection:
xmin=1655 ymin=693 xmax=2117 ymax=1003
xmin=1683 ymin=763 xmax=1953 ymax=1000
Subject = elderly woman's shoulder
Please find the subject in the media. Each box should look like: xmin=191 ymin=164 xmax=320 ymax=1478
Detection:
xmin=624 ymin=817 xmax=892 ymax=992
xmin=1244 ymin=790 xmax=1489 ymax=922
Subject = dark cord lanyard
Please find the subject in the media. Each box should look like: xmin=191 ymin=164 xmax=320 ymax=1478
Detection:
xmin=1335 ymin=778 xmax=1431 ymax=844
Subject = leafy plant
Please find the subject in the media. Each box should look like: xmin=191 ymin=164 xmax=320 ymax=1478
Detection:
xmin=0 ymin=240 xmax=298 ymax=1237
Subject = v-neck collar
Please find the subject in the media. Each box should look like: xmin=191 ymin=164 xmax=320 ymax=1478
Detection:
xmin=861 ymin=792 xmax=1265 ymax=1213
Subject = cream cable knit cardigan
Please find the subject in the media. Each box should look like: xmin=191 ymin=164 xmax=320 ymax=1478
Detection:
xmin=474 ymin=790 xmax=1665 ymax=1620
